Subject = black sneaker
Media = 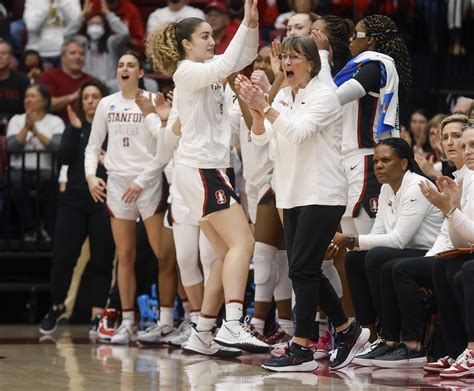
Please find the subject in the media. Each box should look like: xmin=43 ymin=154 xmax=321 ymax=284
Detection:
xmin=329 ymin=321 xmax=370 ymax=370
xmin=353 ymin=338 xmax=393 ymax=366
xmin=372 ymin=342 xmax=427 ymax=368
xmin=39 ymin=305 xmax=66 ymax=335
xmin=262 ymin=343 xmax=319 ymax=372
xmin=89 ymin=314 xmax=101 ymax=338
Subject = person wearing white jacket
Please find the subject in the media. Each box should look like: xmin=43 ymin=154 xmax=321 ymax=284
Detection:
xmin=240 ymin=35 xmax=369 ymax=372
xmin=24 ymin=0 xmax=81 ymax=62
xmin=145 ymin=0 xmax=268 ymax=358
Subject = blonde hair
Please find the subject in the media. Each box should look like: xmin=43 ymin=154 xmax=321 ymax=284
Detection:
xmin=146 ymin=17 xmax=204 ymax=77
xmin=439 ymin=113 xmax=470 ymax=138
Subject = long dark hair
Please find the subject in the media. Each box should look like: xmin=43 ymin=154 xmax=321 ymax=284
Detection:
xmin=80 ymin=12 xmax=111 ymax=54
xmin=319 ymin=15 xmax=353 ymax=75
xmin=362 ymin=15 xmax=412 ymax=99
xmin=77 ymin=79 xmax=109 ymax=122
xmin=377 ymin=137 xmax=427 ymax=178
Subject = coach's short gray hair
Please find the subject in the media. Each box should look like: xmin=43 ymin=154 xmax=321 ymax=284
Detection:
xmin=60 ymin=35 xmax=87 ymax=55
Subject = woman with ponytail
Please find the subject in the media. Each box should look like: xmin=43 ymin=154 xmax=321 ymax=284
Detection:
xmin=145 ymin=0 xmax=268 ymax=357
xmin=333 ymin=138 xmax=443 ymax=361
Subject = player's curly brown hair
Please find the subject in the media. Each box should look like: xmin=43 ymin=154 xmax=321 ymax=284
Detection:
xmin=146 ymin=17 xmax=204 ymax=77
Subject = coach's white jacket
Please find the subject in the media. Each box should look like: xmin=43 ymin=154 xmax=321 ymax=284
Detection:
xmin=252 ymin=76 xmax=347 ymax=209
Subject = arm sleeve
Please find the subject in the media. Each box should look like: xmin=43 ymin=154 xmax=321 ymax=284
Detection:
xmin=45 ymin=116 xmax=65 ymax=151
xmin=64 ymin=13 xmax=84 ymax=38
xmin=318 ymin=50 xmax=336 ymax=89
xmin=174 ymin=25 xmax=258 ymax=91
xmin=6 ymin=116 xmax=24 ymax=150
xmin=106 ymin=12 xmax=130 ymax=52
xmin=425 ymin=219 xmax=453 ymax=256
xmin=271 ymin=87 xmax=341 ymax=144
xmin=58 ymin=0 xmax=81 ymax=24
xmin=85 ymin=99 xmax=108 ymax=177
xmin=58 ymin=165 xmax=68 ymax=183
xmin=359 ymin=185 xmax=434 ymax=250
xmin=23 ymin=0 xmax=49 ymax=33
xmin=448 ymin=179 xmax=474 ymax=244
xmin=58 ymin=126 xmax=81 ymax=164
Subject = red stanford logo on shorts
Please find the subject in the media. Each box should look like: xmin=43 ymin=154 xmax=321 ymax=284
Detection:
xmin=215 ymin=190 xmax=227 ymax=205
xmin=369 ymin=197 xmax=379 ymax=214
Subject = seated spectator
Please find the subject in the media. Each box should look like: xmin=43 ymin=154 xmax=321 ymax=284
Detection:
xmin=400 ymin=124 xmax=414 ymax=148
xmin=452 ymin=96 xmax=474 ymax=116
xmin=423 ymin=119 xmax=474 ymax=378
xmin=23 ymin=0 xmax=81 ymax=68
xmin=332 ymin=138 xmax=444 ymax=343
xmin=146 ymin=0 xmax=205 ymax=35
xmin=19 ymin=49 xmax=44 ymax=84
xmin=353 ymin=115 xmax=470 ymax=369
xmin=0 ymin=38 xmax=29 ymax=135
xmin=6 ymin=83 xmax=65 ymax=240
xmin=274 ymin=0 xmax=318 ymax=30
xmin=205 ymin=1 xmax=240 ymax=55
xmin=64 ymin=0 xmax=129 ymax=83
xmin=415 ymin=114 xmax=447 ymax=179
xmin=410 ymin=109 xmax=429 ymax=152
xmin=91 ymin=0 xmax=144 ymax=50
xmin=38 ymin=35 xmax=93 ymax=125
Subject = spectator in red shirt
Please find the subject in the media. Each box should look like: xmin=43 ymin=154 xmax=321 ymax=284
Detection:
xmin=205 ymin=1 xmax=240 ymax=55
xmin=38 ymin=35 xmax=92 ymax=125
xmin=91 ymin=0 xmax=144 ymax=50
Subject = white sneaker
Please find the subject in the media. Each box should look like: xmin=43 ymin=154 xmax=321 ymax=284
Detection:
xmin=137 ymin=322 xmax=177 ymax=345
xmin=168 ymin=319 xmax=193 ymax=347
xmin=111 ymin=323 xmax=137 ymax=345
xmin=182 ymin=327 xmax=242 ymax=358
xmin=214 ymin=318 xmax=269 ymax=353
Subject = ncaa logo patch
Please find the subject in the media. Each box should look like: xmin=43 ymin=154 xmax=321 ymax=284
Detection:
xmin=109 ymin=104 xmax=116 ymax=111
xmin=215 ymin=190 xmax=227 ymax=205
xmin=369 ymin=197 xmax=379 ymax=214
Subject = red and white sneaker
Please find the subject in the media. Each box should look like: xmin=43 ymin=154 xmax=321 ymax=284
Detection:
xmin=440 ymin=349 xmax=474 ymax=378
xmin=98 ymin=308 xmax=119 ymax=341
xmin=424 ymin=356 xmax=455 ymax=373
xmin=313 ymin=330 xmax=333 ymax=360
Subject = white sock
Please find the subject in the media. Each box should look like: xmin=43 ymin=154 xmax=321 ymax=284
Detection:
xmin=196 ymin=316 xmax=216 ymax=332
xmin=225 ymin=302 xmax=243 ymax=322
xmin=122 ymin=311 xmax=134 ymax=326
xmin=160 ymin=307 xmax=174 ymax=328
xmin=279 ymin=318 xmax=294 ymax=336
xmin=190 ymin=311 xmax=200 ymax=325
xmin=182 ymin=300 xmax=191 ymax=320
xmin=250 ymin=317 xmax=265 ymax=335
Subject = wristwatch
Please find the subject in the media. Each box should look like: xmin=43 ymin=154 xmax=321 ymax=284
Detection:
xmin=346 ymin=235 xmax=355 ymax=249
xmin=263 ymin=105 xmax=272 ymax=115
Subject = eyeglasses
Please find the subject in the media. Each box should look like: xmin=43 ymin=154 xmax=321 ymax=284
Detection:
xmin=461 ymin=122 xmax=474 ymax=131
xmin=278 ymin=53 xmax=307 ymax=62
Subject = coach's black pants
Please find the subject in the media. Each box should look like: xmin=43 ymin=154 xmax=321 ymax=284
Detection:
xmin=284 ymin=204 xmax=347 ymax=338
xmin=386 ymin=256 xmax=436 ymax=342
xmin=50 ymin=191 xmax=115 ymax=309
xmin=433 ymin=258 xmax=471 ymax=358
xmin=345 ymin=247 xmax=426 ymax=328
xmin=454 ymin=260 xmax=474 ymax=342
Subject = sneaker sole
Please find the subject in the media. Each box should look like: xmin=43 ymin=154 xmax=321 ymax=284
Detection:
xmin=372 ymin=356 xmax=427 ymax=368
xmin=423 ymin=366 xmax=449 ymax=373
xmin=39 ymin=314 xmax=66 ymax=335
xmin=330 ymin=327 xmax=370 ymax=371
xmin=261 ymin=360 xmax=319 ymax=372
xmin=182 ymin=345 xmax=242 ymax=358
xmin=313 ymin=351 xmax=329 ymax=360
xmin=352 ymin=357 xmax=374 ymax=367
xmin=214 ymin=337 xmax=269 ymax=354
xmin=440 ymin=368 xmax=474 ymax=378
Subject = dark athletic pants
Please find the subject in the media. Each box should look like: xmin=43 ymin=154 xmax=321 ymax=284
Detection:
xmin=284 ymin=204 xmax=347 ymax=338
xmin=345 ymin=247 xmax=426 ymax=329
xmin=50 ymin=192 xmax=115 ymax=309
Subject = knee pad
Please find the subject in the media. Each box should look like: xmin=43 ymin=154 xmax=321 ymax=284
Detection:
xmin=173 ymin=223 xmax=203 ymax=287
xmin=322 ymin=260 xmax=343 ymax=298
xmin=199 ymin=231 xmax=216 ymax=285
xmin=274 ymin=250 xmax=293 ymax=301
xmin=253 ymin=242 xmax=277 ymax=302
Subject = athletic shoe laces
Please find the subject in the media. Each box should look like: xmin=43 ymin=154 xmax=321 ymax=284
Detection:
xmin=454 ymin=349 xmax=473 ymax=366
